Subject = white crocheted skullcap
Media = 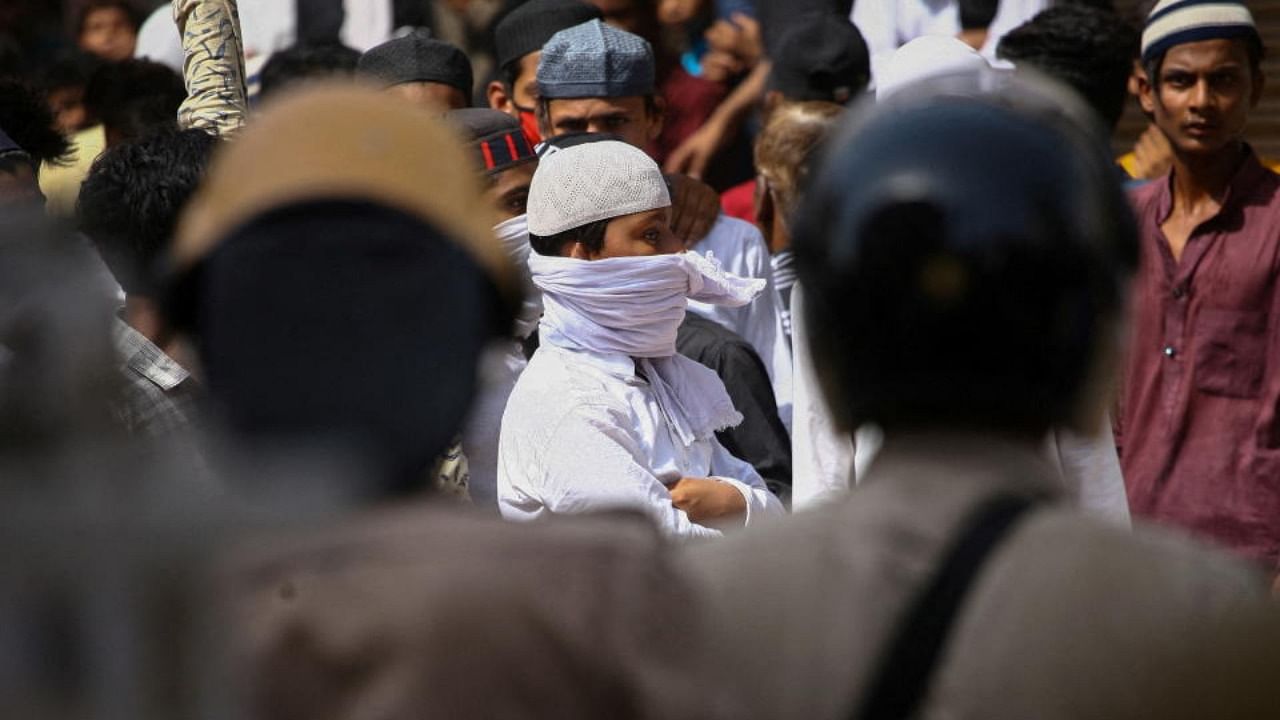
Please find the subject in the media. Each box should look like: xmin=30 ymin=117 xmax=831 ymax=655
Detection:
xmin=526 ymin=139 xmax=670 ymax=237
xmin=876 ymin=36 xmax=992 ymax=102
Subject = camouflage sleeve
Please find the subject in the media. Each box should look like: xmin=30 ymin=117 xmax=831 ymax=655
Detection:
xmin=173 ymin=0 xmax=248 ymax=137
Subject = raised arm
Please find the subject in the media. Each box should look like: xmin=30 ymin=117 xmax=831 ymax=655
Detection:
xmin=173 ymin=0 xmax=249 ymax=137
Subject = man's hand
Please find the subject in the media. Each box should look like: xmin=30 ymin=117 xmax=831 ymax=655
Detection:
xmin=664 ymin=120 xmax=729 ymax=180
xmin=667 ymin=477 xmax=747 ymax=526
xmin=1131 ymin=123 xmax=1173 ymax=180
xmin=666 ymin=173 xmax=720 ymax=246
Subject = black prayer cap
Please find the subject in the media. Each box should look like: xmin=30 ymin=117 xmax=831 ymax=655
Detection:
xmin=494 ymin=0 xmax=602 ymax=72
xmin=767 ymin=13 xmax=870 ymax=104
xmin=446 ymin=108 xmax=537 ymax=175
xmin=358 ymin=30 xmax=473 ymax=94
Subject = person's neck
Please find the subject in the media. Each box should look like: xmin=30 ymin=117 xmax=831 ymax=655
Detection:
xmin=1169 ymin=141 xmax=1246 ymax=214
xmin=124 ymin=295 xmax=168 ymax=349
xmin=957 ymin=28 xmax=988 ymax=51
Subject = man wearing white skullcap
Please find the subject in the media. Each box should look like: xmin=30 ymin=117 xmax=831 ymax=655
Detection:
xmin=497 ymin=138 xmax=785 ymax=538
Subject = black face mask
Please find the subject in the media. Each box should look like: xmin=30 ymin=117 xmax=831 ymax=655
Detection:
xmin=193 ymin=200 xmax=502 ymax=498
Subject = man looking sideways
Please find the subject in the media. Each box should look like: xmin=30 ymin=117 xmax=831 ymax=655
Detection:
xmin=1121 ymin=0 xmax=1280 ymax=575
xmin=497 ymin=138 xmax=784 ymax=538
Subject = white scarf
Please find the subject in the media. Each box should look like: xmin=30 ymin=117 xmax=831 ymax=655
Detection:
xmin=529 ymin=251 xmax=765 ymax=446
xmin=495 ymin=215 xmax=543 ymax=340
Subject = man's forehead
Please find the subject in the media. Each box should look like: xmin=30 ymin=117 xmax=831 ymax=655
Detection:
xmin=549 ymin=96 xmax=643 ymax=116
xmin=516 ymin=53 xmax=541 ymax=84
xmin=1163 ymin=38 xmax=1252 ymax=68
xmin=493 ymin=163 xmax=536 ymax=191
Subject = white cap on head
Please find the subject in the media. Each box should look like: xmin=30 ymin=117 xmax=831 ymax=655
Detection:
xmin=526 ymin=140 xmax=671 ymax=237
xmin=876 ymin=36 xmax=994 ymax=102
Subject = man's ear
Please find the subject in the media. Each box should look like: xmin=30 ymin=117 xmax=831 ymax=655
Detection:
xmin=1251 ymin=68 xmax=1266 ymax=108
xmin=487 ymin=80 xmax=514 ymax=114
xmin=647 ymin=95 xmax=667 ymax=142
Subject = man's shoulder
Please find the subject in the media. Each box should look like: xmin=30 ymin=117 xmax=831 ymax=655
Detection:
xmin=677 ymin=313 xmax=757 ymax=362
xmin=504 ymin=349 xmax=636 ymax=436
xmin=1125 ymin=174 xmax=1166 ymax=213
xmin=219 ymin=506 xmax=710 ymax=718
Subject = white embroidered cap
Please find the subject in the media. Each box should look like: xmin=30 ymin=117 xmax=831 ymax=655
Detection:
xmin=526 ymin=139 xmax=671 ymax=237
xmin=875 ymin=36 xmax=993 ymax=102
xmin=1141 ymin=0 xmax=1259 ymax=65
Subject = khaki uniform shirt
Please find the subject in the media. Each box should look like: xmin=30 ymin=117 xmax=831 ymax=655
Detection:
xmin=679 ymin=434 xmax=1279 ymax=720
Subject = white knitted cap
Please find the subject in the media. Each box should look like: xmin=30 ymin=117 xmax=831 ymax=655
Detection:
xmin=526 ymin=140 xmax=671 ymax=237
xmin=876 ymin=36 xmax=992 ymax=102
xmin=1141 ymin=0 xmax=1258 ymax=64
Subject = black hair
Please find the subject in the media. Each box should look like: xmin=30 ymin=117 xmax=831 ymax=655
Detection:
xmin=499 ymin=62 xmax=522 ymax=96
xmin=40 ymin=52 xmax=101 ymax=94
xmin=76 ymin=0 xmax=143 ymax=36
xmin=0 ymin=80 xmax=73 ymax=168
xmin=997 ymin=5 xmax=1139 ymax=130
xmin=529 ymin=218 xmax=610 ymax=256
xmin=959 ymin=0 xmax=1000 ymax=31
xmin=78 ymin=129 xmax=218 ymax=296
xmin=259 ymin=42 xmax=361 ymax=100
xmin=83 ymin=59 xmax=186 ymax=142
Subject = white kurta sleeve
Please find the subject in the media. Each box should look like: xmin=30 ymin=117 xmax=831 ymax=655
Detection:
xmin=1046 ymin=417 xmax=1132 ymax=528
xmin=708 ymin=438 xmax=786 ymax=526
xmin=538 ymin=407 xmax=723 ymax=539
xmin=790 ymin=283 xmax=857 ymax=511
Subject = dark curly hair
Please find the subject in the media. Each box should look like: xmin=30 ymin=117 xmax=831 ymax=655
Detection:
xmin=997 ymin=5 xmax=1140 ymax=130
xmin=259 ymin=42 xmax=361 ymax=100
xmin=84 ymin=59 xmax=186 ymax=144
xmin=78 ymin=129 xmax=218 ymax=296
xmin=0 ymin=80 xmax=73 ymax=169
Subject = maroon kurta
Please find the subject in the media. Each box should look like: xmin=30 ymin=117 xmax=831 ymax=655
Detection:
xmin=1119 ymin=151 xmax=1280 ymax=571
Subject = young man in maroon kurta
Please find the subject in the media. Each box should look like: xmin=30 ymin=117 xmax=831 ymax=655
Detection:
xmin=1120 ymin=0 xmax=1279 ymax=575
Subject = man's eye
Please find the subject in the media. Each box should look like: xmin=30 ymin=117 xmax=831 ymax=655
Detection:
xmin=643 ymin=229 xmax=661 ymax=243
xmin=606 ymin=117 xmax=629 ymax=127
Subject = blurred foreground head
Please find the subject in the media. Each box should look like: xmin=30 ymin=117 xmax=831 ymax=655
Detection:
xmin=167 ymin=84 xmax=517 ymax=498
xmin=794 ymin=67 xmax=1138 ymax=439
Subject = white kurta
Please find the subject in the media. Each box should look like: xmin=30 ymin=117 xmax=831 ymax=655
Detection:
xmin=851 ymin=0 xmax=1051 ymax=84
xmin=788 ymin=284 xmax=1132 ymax=525
xmin=498 ymin=343 xmax=784 ymax=538
xmin=690 ymin=216 xmax=793 ymax=429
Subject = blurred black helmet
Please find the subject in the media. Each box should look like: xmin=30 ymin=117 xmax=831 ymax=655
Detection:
xmin=793 ymin=67 xmax=1137 ymax=435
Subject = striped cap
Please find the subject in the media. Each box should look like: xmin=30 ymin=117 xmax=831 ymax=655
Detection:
xmin=446 ymin=108 xmax=537 ymax=176
xmin=1141 ymin=0 xmax=1260 ymax=64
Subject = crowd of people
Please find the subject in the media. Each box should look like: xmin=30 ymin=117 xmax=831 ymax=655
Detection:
xmin=1 ymin=0 xmax=1279 ymax=717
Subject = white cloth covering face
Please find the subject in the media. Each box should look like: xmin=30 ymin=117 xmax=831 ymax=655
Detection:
xmin=495 ymin=214 xmax=542 ymax=339
xmin=530 ymin=250 xmax=765 ymax=446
